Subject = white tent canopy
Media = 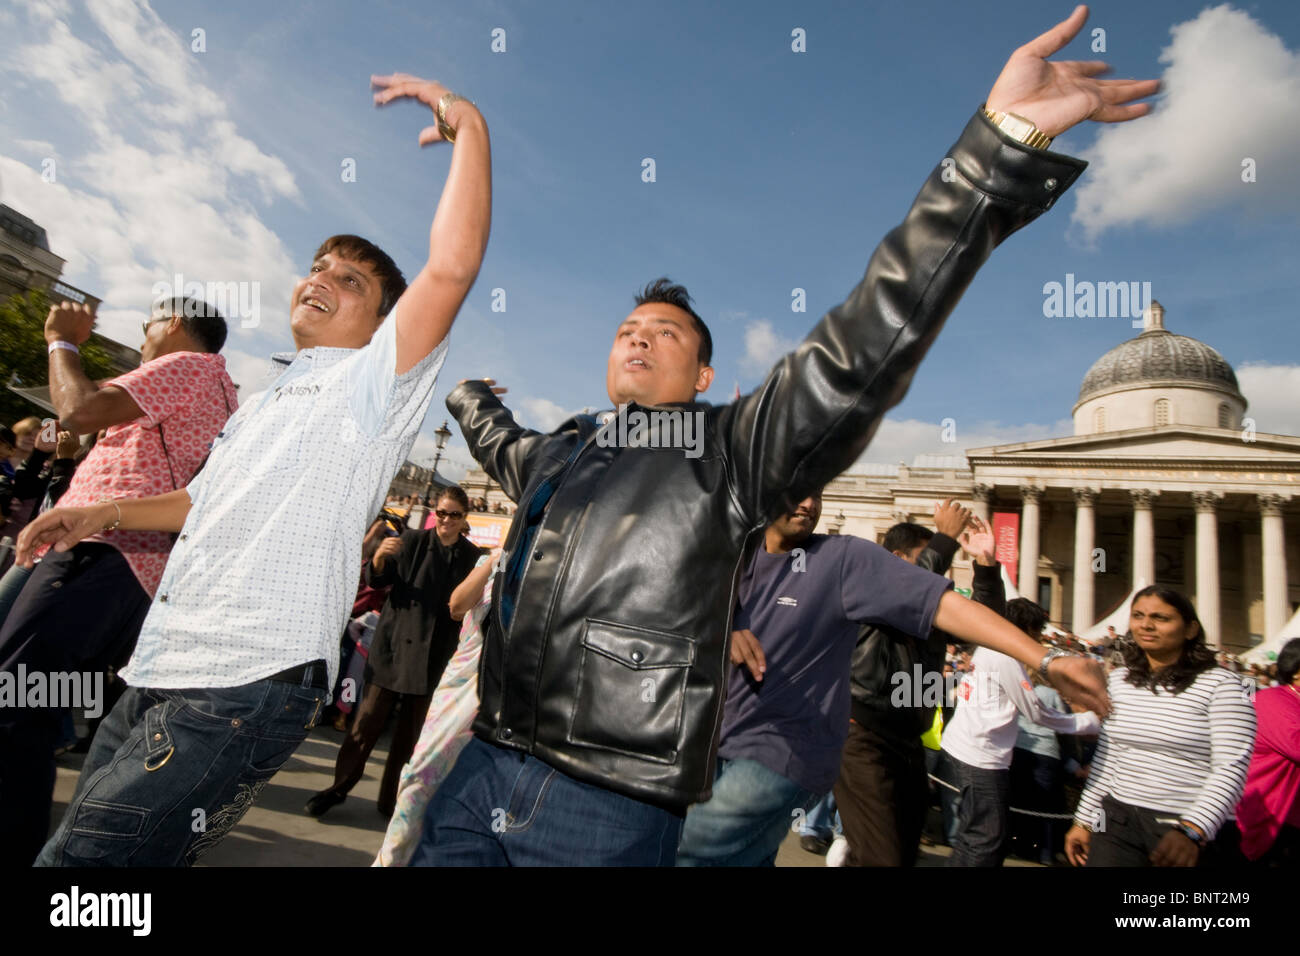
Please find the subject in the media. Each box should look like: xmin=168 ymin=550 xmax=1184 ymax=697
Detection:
xmin=1079 ymin=585 xmax=1144 ymax=643
xmin=1240 ymin=606 xmax=1300 ymax=665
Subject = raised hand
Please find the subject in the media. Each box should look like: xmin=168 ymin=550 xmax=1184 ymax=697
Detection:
xmin=933 ymin=498 xmax=972 ymax=539
xmin=986 ymin=5 xmax=1160 ymax=138
xmin=45 ymin=301 xmax=96 ymax=346
xmin=959 ymin=515 xmax=997 ymax=566
xmin=459 ymin=377 xmax=508 ymax=396
xmin=372 ymin=73 xmax=481 ymax=146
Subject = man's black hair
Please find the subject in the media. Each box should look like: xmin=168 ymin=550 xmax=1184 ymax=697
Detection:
xmin=634 ymin=277 xmax=713 ymax=367
xmin=314 ymin=234 xmax=408 ymax=318
xmin=1276 ymin=637 xmax=1300 ymax=686
xmin=882 ymin=522 xmax=933 ymax=556
xmin=1004 ymin=598 xmax=1050 ymax=638
xmin=153 ymin=296 xmax=227 ymax=353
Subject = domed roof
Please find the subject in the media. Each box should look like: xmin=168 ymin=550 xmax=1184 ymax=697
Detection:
xmin=1077 ymin=302 xmax=1242 ymax=404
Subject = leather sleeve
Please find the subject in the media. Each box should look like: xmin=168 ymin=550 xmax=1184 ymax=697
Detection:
xmin=970 ymin=559 xmax=1006 ymax=618
xmin=445 ymin=381 xmax=562 ymax=502
xmin=917 ymin=533 xmax=959 ymax=577
xmin=718 ymin=109 xmax=1086 ymax=525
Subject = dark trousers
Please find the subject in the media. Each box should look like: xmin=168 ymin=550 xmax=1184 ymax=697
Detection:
xmin=942 ymin=751 xmax=1011 ymax=867
xmin=1009 ymin=747 xmax=1064 ymax=862
xmin=1087 ymin=795 xmax=1231 ymax=867
xmin=0 ymin=543 xmax=150 ymax=867
xmin=834 ymin=720 xmax=928 ymax=866
xmin=323 ymin=681 xmax=433 ymax=813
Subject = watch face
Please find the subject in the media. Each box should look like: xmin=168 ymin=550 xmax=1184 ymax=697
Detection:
xmin=1001 ymin=114 xmax=1034 ymax=139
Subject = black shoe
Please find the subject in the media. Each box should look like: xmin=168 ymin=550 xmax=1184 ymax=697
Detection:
xmin=305 ymin=790 xmax=346 ymax=817
xmin=800 ymin=834 xmax=832 ymax=856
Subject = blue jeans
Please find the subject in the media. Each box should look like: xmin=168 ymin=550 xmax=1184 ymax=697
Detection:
xmin=0 ymin=562 xmax=31 ymax=628
xmin=410 ymin=737 xmax=684 ymax=866
xmin=800 ymin=791 xmax=841 ymax=840
xmin=36 ymin=665 xmax=326 ymax=866
xmin=676 ymin=756 xmax=818 ymax=866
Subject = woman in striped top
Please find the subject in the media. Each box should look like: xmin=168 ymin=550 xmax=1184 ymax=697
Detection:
xmin=1065 ymin=585 xmax=1256 ymax=867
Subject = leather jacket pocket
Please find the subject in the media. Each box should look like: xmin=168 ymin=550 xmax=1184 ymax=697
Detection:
xmin=567 ymin=620 xmax=696 ymax=765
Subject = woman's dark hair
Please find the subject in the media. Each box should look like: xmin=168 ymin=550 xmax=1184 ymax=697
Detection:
xmin=1276 ymin=638 xmax=1300 ymax=686
xmin=1121 ymin=585 xmax=1217 ymax=694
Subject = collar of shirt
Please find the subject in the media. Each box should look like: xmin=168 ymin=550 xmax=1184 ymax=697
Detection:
xmin=271 ymin=347 xmax=356 ymax=371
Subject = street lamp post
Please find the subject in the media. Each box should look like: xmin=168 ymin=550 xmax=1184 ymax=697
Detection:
xmin=422 ymin=420 xmax=453 ymax=502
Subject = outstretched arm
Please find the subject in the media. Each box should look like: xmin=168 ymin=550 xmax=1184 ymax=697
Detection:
xmin=372 ymin=74 xmax=492 ymax=375
xmin=14 ymin=489 xmax=193 ymax=567
xmin=723 ymin=6 xmax=1157 ymax=523
xmin=932 ymin=591 xmax=1109 ymax=717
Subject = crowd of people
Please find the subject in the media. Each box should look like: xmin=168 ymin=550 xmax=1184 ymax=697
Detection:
xmin=2 ymin=10 xmax=1294 ymax=870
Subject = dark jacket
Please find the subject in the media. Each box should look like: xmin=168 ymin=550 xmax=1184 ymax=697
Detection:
xmin=364 ymin=529 xmax=484 ymax=696
xmin=447 ymin=110 xmax=1085 ymax=810
xmin=848 ymin=534 xmax=1005 ymax=740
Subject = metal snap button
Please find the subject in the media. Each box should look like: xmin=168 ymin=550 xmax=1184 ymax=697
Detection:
xmin=533 ymin=549 xmax=543 ymax=560
xmin=231 ymin=718 xmax=241 ymax=727
xmin=50 ymin=581 xmax=62 ymax=589
xmin=501 ymin=727 xmax=514 ymax=740
xmin=153 ymin=732 xmax=162 ymax=741
xmin=631 ymin=650 xmax=644 ymax=663
xmin=1044 ymin=178 xmax=1058 ymax=191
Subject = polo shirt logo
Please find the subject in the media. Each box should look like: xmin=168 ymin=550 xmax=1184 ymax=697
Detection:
xmin=275 ymin=384 xmax=322 ymax=400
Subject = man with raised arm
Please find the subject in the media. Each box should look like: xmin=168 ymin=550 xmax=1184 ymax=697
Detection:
xmin=414 ymin=7 xmax=1155 ymax=866
xmin=15 ymin=73 xmax=492 ymax=867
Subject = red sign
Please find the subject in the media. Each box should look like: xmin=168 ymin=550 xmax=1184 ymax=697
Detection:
xmin=992 ymin=511 xmax=1020 ymax=587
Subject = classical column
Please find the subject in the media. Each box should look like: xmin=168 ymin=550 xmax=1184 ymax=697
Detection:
xmin=1072 ymin=488 xmax=1097 ymax=632
xmin=1019 ymin=486 xmax=1043 ymax=600
xmin=1260 ymin=494 xmax=1290 ymax=639
xmin=1193 ymin=492 xmax=1222 ymax=648
xmin=1131 ymin=489 xmax=1158 ymax=589
xmin=971 ymin=483 xmax=993 ymax=523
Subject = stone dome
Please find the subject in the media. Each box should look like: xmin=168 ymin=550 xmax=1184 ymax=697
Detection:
xmin=1076 ymin=302 xmax=1243 ymax=406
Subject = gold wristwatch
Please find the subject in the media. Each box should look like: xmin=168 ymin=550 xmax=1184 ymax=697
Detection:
xmin=983 ymin=109 xmax=1053 ymax=150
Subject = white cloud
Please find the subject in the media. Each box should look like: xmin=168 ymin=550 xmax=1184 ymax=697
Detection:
xmin=0 ymin=0 xmax=300 ymax=355
xmin=1237 ymin=363 xmax=1300 ymax=437
xmin=849 ymin=416 xmax=1075 ymax=471
xmin=518 ymin=397 xmax=579 ymax=433
xmin=741 ymin=319 xmax=799 ymax=375
xmin=1070 ymin=4 xmax=1300 ymax=241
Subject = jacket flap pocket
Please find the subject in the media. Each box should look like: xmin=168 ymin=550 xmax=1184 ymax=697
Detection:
xmin=581 ymin=620 xmax=695 ymax=670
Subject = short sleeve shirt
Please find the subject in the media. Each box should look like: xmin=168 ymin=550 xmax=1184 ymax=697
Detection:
xmin=119 ymin=304 xmax=447 ymax=692
xmin=719 ymin=533 xmax=952 ymax=792
xmin=50 ymin=351 xmax=238 ymax=596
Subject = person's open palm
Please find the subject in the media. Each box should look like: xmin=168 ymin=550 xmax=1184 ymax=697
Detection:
xmin=986 ymin=5 xmax=1160 ymax=138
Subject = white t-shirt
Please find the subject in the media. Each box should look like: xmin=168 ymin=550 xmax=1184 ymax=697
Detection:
xmin=941 ymin=646 xmax=1100 ymax=770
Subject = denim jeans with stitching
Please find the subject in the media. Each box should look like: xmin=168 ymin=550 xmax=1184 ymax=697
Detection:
xmin=36 ymin=663 xmax=326 ymax=867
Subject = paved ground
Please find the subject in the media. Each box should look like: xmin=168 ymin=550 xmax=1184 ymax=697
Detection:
xmin=51 ymin=722 xmax=1042 ymax=867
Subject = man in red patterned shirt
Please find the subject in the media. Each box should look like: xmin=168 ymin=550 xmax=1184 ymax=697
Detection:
xmin=0 ymin=295 xmax=236 ymax=866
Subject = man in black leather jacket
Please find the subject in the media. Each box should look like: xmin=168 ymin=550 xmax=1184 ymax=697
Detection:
xmin=414 ymin=8 xmax=1153 ymax=865
xmin=836 ymin=509 xmax=1006 ymax=866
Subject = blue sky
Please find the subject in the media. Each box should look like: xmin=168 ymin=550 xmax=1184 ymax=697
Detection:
xmin=2 ymin=0 xmax=1298 ymax=479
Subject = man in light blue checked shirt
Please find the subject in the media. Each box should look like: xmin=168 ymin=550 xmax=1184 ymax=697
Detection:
xmin=14 ymin=73 xmax=492 ymax=866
